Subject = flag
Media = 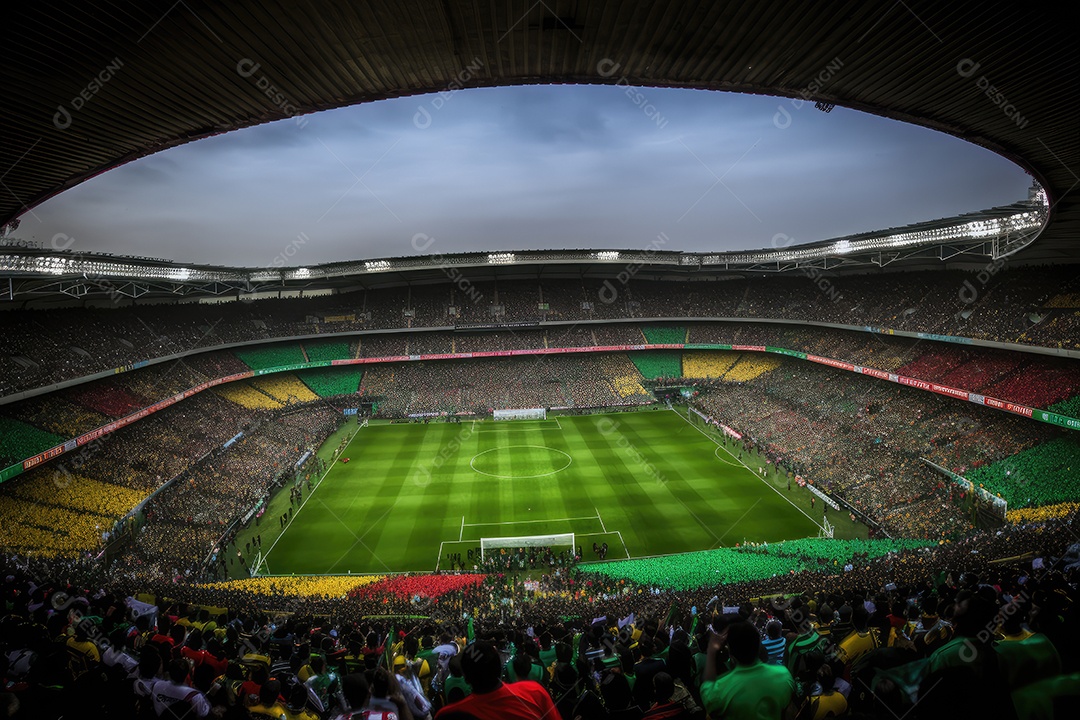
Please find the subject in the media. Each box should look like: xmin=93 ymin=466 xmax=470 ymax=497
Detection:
xmin=658 ymin=601 xmax=677 ymax=631
xmin=467 ymin=618 xmax=475 ymax=643
xmin=384 ymin=626 xmax=395 ymax=668
xmin=618 ymin=613 xmax=635 ymax=630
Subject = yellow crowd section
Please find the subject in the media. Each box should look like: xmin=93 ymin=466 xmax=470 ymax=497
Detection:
xmin=215 ymin=382 xmax=285 ymax=410
xmin=723 ymin=355 xmax=782 ymax=382
xmin=682 ymin=351 xmax=742 ymax=379
xmin=202 ymin=574 xmax=385 ymax=598
xmin=251 ymin=374 xmax=320 ymax=405
xmin=1007 ymin=502 xmax=1080 ymax=524
xmin=10 ymin=474 xmax=148 ymax=519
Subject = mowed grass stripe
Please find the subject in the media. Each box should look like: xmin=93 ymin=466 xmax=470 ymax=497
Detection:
xmin=592 ymin=414 xmax=714 ymax=556
xmin=391 ymin=424 xmax=461 ymax=571
xmin=268 ymin=412 xmax=823 ymax=574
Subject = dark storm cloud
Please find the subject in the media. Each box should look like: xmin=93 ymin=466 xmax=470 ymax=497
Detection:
xmin=22 ymin=85 xmax=1030 ymax=266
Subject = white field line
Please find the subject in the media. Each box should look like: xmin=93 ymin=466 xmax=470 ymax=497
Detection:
xmin=261 ymin=426 xmax=364 ymax=566
xmin=677 ymin=408 xmax=825 ymax=533
xmin=462 ymin=514 xmax=601 ymax=528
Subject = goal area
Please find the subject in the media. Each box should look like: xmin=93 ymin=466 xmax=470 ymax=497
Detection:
xmin=493 ymin=407 xmax=547 ymax=421
xmin=480 ymin=532 xmax=574 ymax=559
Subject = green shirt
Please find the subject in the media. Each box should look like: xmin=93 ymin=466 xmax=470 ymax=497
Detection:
xmin=700 ymin=661 xmax=796 ymax=720
xmin=994 ymin=633 xmax=1061 ymax=691
xmin=444 ymin=675 xmax=472 ymax=702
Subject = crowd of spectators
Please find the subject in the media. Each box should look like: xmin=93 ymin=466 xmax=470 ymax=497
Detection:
xmin=0 ymin=515 xmax=1077 ymax=719
xmin=3 ymin=265 xmax=1080 ymax=398
xmin=116 ymin=406 xmax=342 ymax=581
xmin=690 ymin=358 xmax=1069 ymax=538
xmin=966 ymin=438 xmax=1080 ymax=509
xmin=0 ymin=417 xmax=64 ymax=468
xmin=0 ymin=390 xmax=298 ymax=562
xmin=360 ymin=355 xmax=653 ymax=418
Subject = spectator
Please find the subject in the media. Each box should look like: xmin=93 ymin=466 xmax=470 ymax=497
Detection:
xmin=436 ymin=641 xmax=559 ymax=719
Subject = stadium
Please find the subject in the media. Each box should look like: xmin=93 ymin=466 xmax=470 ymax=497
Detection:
xmin=1 ymin=2 xmax=1078 ymax=719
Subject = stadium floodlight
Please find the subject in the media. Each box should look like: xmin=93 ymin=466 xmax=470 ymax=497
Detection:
xmin=365 ymin=260 xmax=391 ymax=271
xmin=594 ymin=251 xmax=620 ymax=261
xmin=487 ymin=252 xmax=515 ymax=264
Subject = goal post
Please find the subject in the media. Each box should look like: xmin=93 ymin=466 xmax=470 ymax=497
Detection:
xmin=493 ymin=407 xmax=547 ymax=422
xmin=480 ymin=532 xmax=574 ymax=559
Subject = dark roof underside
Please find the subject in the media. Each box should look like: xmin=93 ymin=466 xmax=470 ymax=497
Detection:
xmin=4 ymin=1 xmax=1078 ymax=260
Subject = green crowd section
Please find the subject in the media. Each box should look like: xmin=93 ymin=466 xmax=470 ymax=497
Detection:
xmin=629 ymin=351 xmax=684 ymax=379
xmin=1049 ymin=394 xmax=1080 ymax=418
xmin=234 ymin=344 xmax=307 ymax=370
xmin=966 ymin=437 xmax=1080 ymax=509
xmin=302 ymin=339 xmax=353 ymax=362
xmin=296 ymin=367 xmax=364 ymax=398
xmin=0 ymin=416 xmax=66 ymax=468
xmin=640 ymin=326 xmax=687 ymax=344
xmin=579 ymin=538 xmax=936 ymax=591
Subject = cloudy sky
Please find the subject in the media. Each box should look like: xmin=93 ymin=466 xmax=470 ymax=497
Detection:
xmin=23 ymin=84 xmax=1030 ymax=267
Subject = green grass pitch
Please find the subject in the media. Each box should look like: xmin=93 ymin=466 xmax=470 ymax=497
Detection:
xmin=262 ymin=409 xmax=825 ymax=574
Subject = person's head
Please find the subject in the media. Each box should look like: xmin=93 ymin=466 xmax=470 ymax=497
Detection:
xmin=186 ymin=628 xmax=203 ymax=649
xmin=727 ymin=621 xmax=761 ymax=666
xmin=766 ymin=619 xmax=783 ymax=640
xmin=167 ymin=658 xmax=190 ymax=685
xmin=250 ymin=664 xmax=269 ymax=685
xmin=192 ymin=662 xmax=217 ymax=694
xmin=259 ymin=678 xmax=281 ymax=707
xmin=852 ymin=604 xmax=870 ymax=632
xmin=599 ymin=671 xmax=633 ymax=710
xmin=138 ymin=646 xmax=162 ymax=679
xmin=511 ymin=653 xmax=532 ymax=681
xmin=552 ymin=662 xmax=577 ymax=692
xmin=287 ymin=683 xmax=308 ymax=711
xmin=371 ymin=666 xmax=391 ymax=698
xmin=404 ymin=634 xmax=419 ymax=657
xmin=653 ymin=671 xmax=675 ymax=704
xmin=340 ymin=673 xmax=369 ymax=709
xmin=461 ymin=641 xmax=503 ymax=693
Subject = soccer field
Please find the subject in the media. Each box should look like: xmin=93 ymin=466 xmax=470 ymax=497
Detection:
xmin=263 ymin=408 xmax=824 ymax=574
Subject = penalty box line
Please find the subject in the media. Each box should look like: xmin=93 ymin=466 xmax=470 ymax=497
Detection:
xmin=461 ymin=513 xmax=602 ymax=529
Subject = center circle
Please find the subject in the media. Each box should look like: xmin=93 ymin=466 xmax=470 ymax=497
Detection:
xmin=469 ymin=445 xmax=572 ymax=479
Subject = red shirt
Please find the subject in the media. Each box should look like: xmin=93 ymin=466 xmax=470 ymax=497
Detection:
xmin=436 ymin=681 xmax=560 ymax=720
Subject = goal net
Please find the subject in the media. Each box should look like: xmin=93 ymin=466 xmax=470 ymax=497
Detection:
xmin=480 ymin=532 xmax=574 ymax=559
xmin=493 ymin=407 xmax=547 ymax=421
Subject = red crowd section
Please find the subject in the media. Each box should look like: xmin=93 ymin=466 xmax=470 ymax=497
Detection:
xmin=348 ymin=573 xmax=487 ymax=600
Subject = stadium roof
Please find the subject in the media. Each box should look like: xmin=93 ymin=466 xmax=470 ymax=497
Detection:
xmin=3 ymin=0 xmax=1077 ymax=267
xmin=0 ymin=198 xmax=1051 ymax=301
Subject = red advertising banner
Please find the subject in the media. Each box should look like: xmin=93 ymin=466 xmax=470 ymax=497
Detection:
xmin=807 ymin=355 xmax=855 ymax=372
xmin=931 ymin=383 xmax=970 ymax=401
